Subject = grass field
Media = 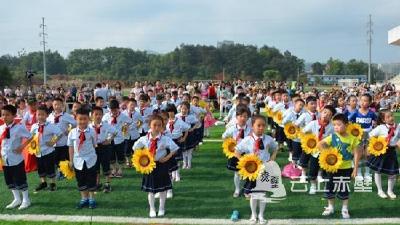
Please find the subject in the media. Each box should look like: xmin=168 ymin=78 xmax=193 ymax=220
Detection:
xmin=0 ymin=114 xmax=400 ymax=224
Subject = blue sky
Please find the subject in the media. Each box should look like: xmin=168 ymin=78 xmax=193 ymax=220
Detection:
xmin=1 ymin=0 xmax=400 ymax=63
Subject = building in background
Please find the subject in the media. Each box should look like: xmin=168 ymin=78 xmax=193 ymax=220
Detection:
xmin=307 ymin=74 xmax=367 ymax=85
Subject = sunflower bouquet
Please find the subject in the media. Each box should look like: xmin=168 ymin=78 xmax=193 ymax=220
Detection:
xmin=132 ymin=148 xmax=156 ymax=174
xmin=368 ymin=136 xmax=388 ymax=157
xmin=284 ymin=122 xmax=300 ymax=140
xmin=319 ymin=147 xmax=343 ymax=173
xmin=300 ymin=133 xmax=319 ymax=154
xmin=273 ymin=111 xmax=283 ymax=125
xmin=27 ymin=134 xmax=40 ymax=155
xmin=222 ymin=137 xmax=237 ymax=159
xmin=346 ymin=123 xmax=363 ymax=140
xmin=59 ymin=160 xmax=75 ymax=180
xmin=236 ymin=154 xmax=263 ymax=181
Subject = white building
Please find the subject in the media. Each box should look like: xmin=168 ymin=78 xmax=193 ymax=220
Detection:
xmin=307 ymin=74 xmax=367 ymax=85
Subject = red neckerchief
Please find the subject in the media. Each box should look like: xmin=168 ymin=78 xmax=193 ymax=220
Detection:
xmin=181 ymin=115 xmax=186 ymax=122
xmin=140 ymin=107 xmax=145 ymax=116
xmin=38 ymin=123 xmax=45 ymax=144
xmin=78 ymin=129 xmax=86 ymax=151
xmin=30 ymin=110 xmax=37 ymax=125
xmin=0 ymin=123 xmax=15 ymax=146
xmin=251 ymin=133 xmax=264 ymax=155
xmin=169 ymin=119 xmax=175 ymax=132
xmin=147 ymin=132 xmax=160 ymax=156
xmin=386 ymin=124 xmax=397 ymax=143
xmin=236 ymin=125 xmax=246 ymax=141
xmin=310 ymin=111 xmax=317 ymax=121
xmin=54 ymin=112 xmax=62 ymax=123
xmin=318 ymin=119 xmax=327 ymax=141
xmin=111 ymin=113 xmax=119 ymax=125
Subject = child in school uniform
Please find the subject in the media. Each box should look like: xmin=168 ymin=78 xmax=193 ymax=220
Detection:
xmin=47 ymin=98 xmax=77 ymax=179
xmin=272 ymin=90 xmax=292 ymax=150
xmin=234 ymin=115 xmax=278 ymax=224
xmin=222 ymin=104 xmax=252 ymax=198
xmin=165 ymin=104 xmax=190 ymax=182
xmin=367 ymin=109 xmax=399 ymax=199
xmin=1 ymin=105 xmax=33 ymax=210
xmin=137 ymin=94 xmax=154 ymax=137
xmin=301 ymin=105 xmax=336 ymax=194
xmin=282 ymin=98 xmax=305 ymax=164
xmin=190 ymin=96 xmax=206 ymax=148
xmin=91 ymin=106 xmax=117 ymax=193
xmin=318 ymin=113 xmax=361 ymax=219
xmin=67 ymin=108 xmax=98 ymax=209
xmin=31 ymin=105 xmax=63 ymax=192
xmin=295 ymin=96 xmax=319 ymax=183
xmin=102 ymin=99 xmax=132 ymax=178
xmin=349 ymin=93 xmax=377 ymax=182
xmin=122 ymin=98 xmax=142 ymax=167
xmin=177 ymin=101 xmax=198 ymax=169
xmin=22 ymin=98 xmax=38 ymax=130
xmin=132 ymin=114 xmax=179 ymax=218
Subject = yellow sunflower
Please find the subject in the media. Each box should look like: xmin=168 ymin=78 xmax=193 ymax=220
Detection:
xmin=265 ymin=107 xmax=272 ymax=117
xmin=368 ymin=136 xmax=388 ymax=157
xmin=132 ymin=148 xmax=156 ymax=174
xmin=273 ymin=111 xmax=283 ymax=125
xmin=59 ymin=160 xmax=75 ymax=180
xmin=222 ymin=138 xmax=237 ymax=159
xmin=237 ymin=154 xmax=263 ymax=181
xmin=300 ymin=133 xmax=319 ymax=154
xmin=284 ymin=122 xmax=300 ymax=140
xmin=319 ymin=147 xmax=343 ymax=173
xmin=346 ymin=123 xmax=363 ymax=140
xmin=27 ymin=134 xmax=40 ymax=155
xmin=121 ymin=123 xmax=128 ymax=137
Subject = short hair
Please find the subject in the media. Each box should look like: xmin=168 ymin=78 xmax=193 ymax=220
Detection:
xmin=306 ymin=96 xmax=317 ymax=104
xmin=139 ymin=94 xmax=149 ymax=102
xmin=323 ymin=105 xmax=336 ymax=116
xmin=191 ymin=96 xmax=199 ymax=101
xmin=156 ymin=94 xmax=164 ymax=101
xmin=27 ymin=98 xmax=37 ymax=105
xmin=332 ymin=113 xmax=348 ymax=124
xmin=95 ymin=96 xmax=104 ymax=102
xmin=148 ymin=114 xmax=163 ymax=126
xmin=236 ymin=104 xmax=251 ymax=117
xmin=127 ymin=98 xmax=137 ymax=104
xmin=37 ymin=105 xmax=50 ymax=114
xmin=180 ymin=101 xmax=191 ymax=110
xmin=2 ymin=104 xmax=17 ymax=115
xmin=165 ymin=104 xmax=178 ymax=114
xmin=53 ymin=97 xmax=64 ymax=103
xmin=251 ymin=114 xmax=267 ymax=125
xmin=76 ymin=108 xmax=90 ymax=116
xmin=294 ymin=98 xmax=305 ymax=104
xmin=361 ymin=93 xmax=372 ymax=102
xmin=109 ymin=99 xmax=120 ymax=109
xmin=92 ymin=106 xmax=104 ymax=114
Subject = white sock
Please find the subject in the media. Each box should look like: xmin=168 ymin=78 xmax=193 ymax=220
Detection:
xmin=187 ymin=149 xmax=193 ymax=167
xmin=301 ymin=170 xmax=306 ymax=177
xmin=21 ymin=190 xmax=29 ymax=203
xmin=342 ymin=204 xmax=348 ymax=211
xmin=317 ymin=170 xmax=322 ymax=177
xmin=258 ymin=200 xmax=266 ymax=218
xmin=11 ymin=190 xmax=21 ymax=202
xmin=159 ymin=191 xmax=166 ymax=212
xmin=388 ymin=175 xmax=396 ymax=194
xmin=182 ymin=151 xmax=188 ymax=166
xmin=175 ymin=169 xmax=180 ymax=179
xmin=250 ymin=196 xmax=257 ymax=218
xmin=364 ymin=166 xmax=371 ymax=177
xmin=357 ymin=165 xmax=362 ymax=177
xmin=148 ymin=193 xmax=156 ymax=212
xmin=234 ymin=172 xmax=241 ymax=193
xmin=328 ymin=201 xmax=334 ymax=210
xmin=375 ymin=173 xmax=383 ymax=193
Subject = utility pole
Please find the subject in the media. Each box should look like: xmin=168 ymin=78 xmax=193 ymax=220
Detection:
xmin=222 ymin=67 xmax=225 ymax=82
xmin=40 ymin=17 xmax=47 ymax=86
xmin=367 ymin=14 xmax=373 ymax=83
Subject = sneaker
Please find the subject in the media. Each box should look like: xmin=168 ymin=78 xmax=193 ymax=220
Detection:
xmin=167 ymin=190 xmax=173 ymax=199
xmin=155 ymin=192 xmax=160 ymax=198
xmin=249 ymin=214 xmax=257 ymax=223
xmin=103 ymin=184 xmax=111 ymax=193
xmin=233 ymin=191 xmax=240 ymax=198
xmin=115 ymin=170 xmax=123 ymax=178
xmin=378 ymin=191 xmax=388 ymax=199
xmin=309 ymin=184 xmax=317 ymax=195
xmin=158 ymin=209 xmax=165 ymax=217
xmin=18 ymin=201 xmax=31 ymax=210
xmin=387 ymin=192 xmax=397 ymax=199
xmin=34 ymin=182 xmax=48 ymax=192
xmin=258 ymin=215 xmax=266 ymax=224
xmin=76 ymin=199 xmax=89 ymax=209
xmin=322 ymin=207 xmax=334 ymax=216
xmin=88 ymin=199 xmax=97 ymax=209
xmin=299 ymin=175 xmax=307 ymax=183
xmin=341 ymin=209 xmax=350 ymax=219
xmin=5 ymin=199 xmax=21 ymax=209
xmin=49 ymin=183 xmax=57 ymax=191
xmin=317 ymin=175 xmax=324 ymax=183
xmin=149 ymin=209 xmax=156 ymax=218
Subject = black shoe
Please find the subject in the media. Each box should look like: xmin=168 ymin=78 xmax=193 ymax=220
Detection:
xmin=103 ymin=183 xmax=111 ymax=193
xmin=49 ymin=183 xmax=56 ymax=191
xmin=35 ymin=182 xmax=48 ymax=192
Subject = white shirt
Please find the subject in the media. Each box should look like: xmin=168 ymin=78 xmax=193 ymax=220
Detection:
xmin=302 ymin=120 xmax=334 ymax=157
xmin=30 ymin=122 xmax=63 ymax=157
xmin=133 ymin=133 xmax=179 ymax=161
xmin=136 ymin=107 xmax=153 ymax=133
xmin=47 ymin=112 xmax=77 ymax=146
xmin=122 ymin=110 xmax=142 ymax=140
xmin=369 ymin=124 xmax=400 ymax=147
xmin=102 ymin=112 xmax=133 ymax=145
xmin=235 ymin=133 xmax=278 ymax=163
xmin=222 ymin=124 xmax=252 ymax=144
xmin=94 ymin=87 xmax=109 ymax=101
xmin=0 ymin=123 xmax=32 ymax=166
xmin=282 ymin=109 xmax=303 ymax=142
xmin=166 ymin=118 xmax=191 ymax=140
xmin=294 ymin=111 xmax=318 ymax=128
xmin=176 ymin=113 xmax=198 ymax=127
xmin=67 ymin=127 xmax=97 ymax=170
xmin=90 ymin=122 xmax=118 ymax=144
